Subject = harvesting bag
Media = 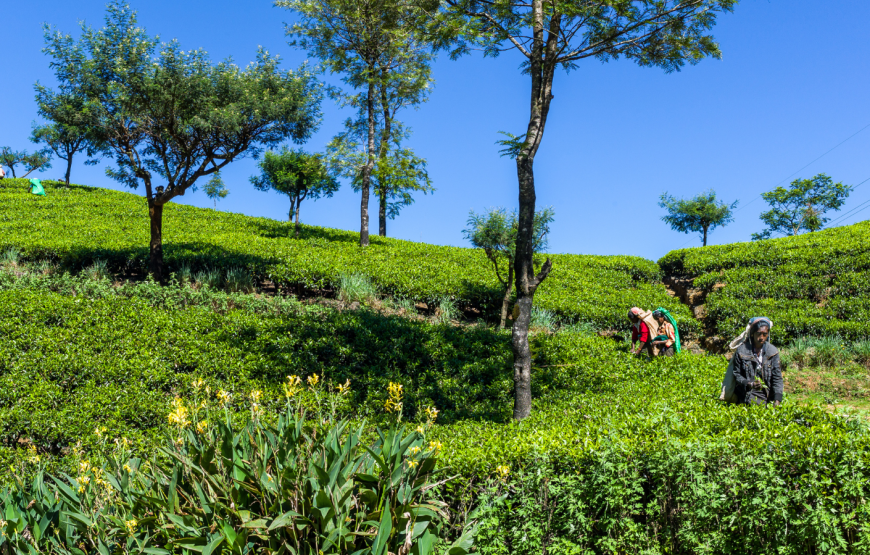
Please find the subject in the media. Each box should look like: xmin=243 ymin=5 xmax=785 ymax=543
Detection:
xmin=720 ymin=317 xmax=773 ymax=403
xmin=29 ymin=179 xmax=46 ymax=196
xmin=654 ymin=307 xmax=681 ymax=353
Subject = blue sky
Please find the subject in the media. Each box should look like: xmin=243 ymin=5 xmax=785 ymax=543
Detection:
xmin=3 ymin=0 xmax=870 ymax=261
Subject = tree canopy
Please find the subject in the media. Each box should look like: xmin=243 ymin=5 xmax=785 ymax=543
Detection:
xmin=32 ymin=85 xmax=101 ymax=185
xmin=659 ymin=190 xmax=737 ymax=246
xmin=464 ymin=207 xmax=554 ymax=328
xmin=40 ymin=1 xmax=322 ymax=278
xmin=279 ymin=0 xmax=434 ymax=245
xmin=203 ymin=172 xmax=229 ymax=208
xmin=0 ymin=147 xmax=52 ymax=179
xmin=752 ymin=174 xmax=852 ymax=240
xmin=251 ymin=148 xmax=340 ymax=236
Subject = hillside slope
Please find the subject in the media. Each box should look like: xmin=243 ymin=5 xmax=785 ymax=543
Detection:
xmin=0 ymin=178 xmax=697 ymax=334
xmin=659 ymin=220 xmax=870 ymax=344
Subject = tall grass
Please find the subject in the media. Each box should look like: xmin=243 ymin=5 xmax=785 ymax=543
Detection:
xmin=337 ymin=273 xmax=378 ymax=304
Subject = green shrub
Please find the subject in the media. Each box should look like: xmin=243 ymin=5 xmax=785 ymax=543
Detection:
xmin=225 ymin=266 xmax=254 ymax=293
xmin=530 ymin=306 xmax=558 ymax=331
xmin=338 ymin=272 xmax=378 ymax=304
xmin=1 ymin=407 xmax=465 ymax=555
xmin=853 ymin=340 xmax=870 ymax=367
xmin=435 ymin=296 xmax=459 ymax=324
xmin=84 ymin=258 xmax=111 ymax=281
xmin=808 ymin=336 xmax=851 ymax=367
xmin=194 ymin=267 xmax=223 ymax=290
xmin=660 ymin=221 xmax=870 ymax=342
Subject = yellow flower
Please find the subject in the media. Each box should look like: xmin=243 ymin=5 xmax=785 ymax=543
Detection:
xmin=250 ymin=390 xmax=262 ymax=403
xmin=416 ymin=425 xmax=425 ymax=435
xmin=406 ymin=460 xmax=418 ymax=469
xmin=307 ymin=373 xmax=320 ymax=388
xmin=125 ymin=519 xmax=137 ymax=534
xmin=167 ymin=404 xmax=190 ymax=428
xmin=409 ymin=446 xmax=421 ymax=455
xmin=217 ymin=389 xmax=232 ymax=405
xmin=192 ymin=378 xmax=205 ymax=390
xmin=123 ymin=463 xmax=133 ymax=474
xmin=496 ymin=465 xmax=510 ymax=478
xmin=196 ymin=421 xmax=208 ymax=434
xmin=428 ymin=440 xmax=443 ymax=453
xmin=425 ymin=406 xmax=440 ymax=422
xmin=385 ymin=382 xmax=404 ymax=415
xmin=27 ymin=445 xmax=40 ymax=464
xmin=174 ymin=437 xmax=185 ymax=447
xmin=284 ymin=375 xmax=302 ymax=399
xmin=335 ymin=379 xmax=351 ymax=395
xmin=79 ymin=460 xmax=92 ymax=473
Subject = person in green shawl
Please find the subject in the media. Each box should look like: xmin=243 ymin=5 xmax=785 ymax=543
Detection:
xmin=651 ymin=309 xmax=680 ymax=357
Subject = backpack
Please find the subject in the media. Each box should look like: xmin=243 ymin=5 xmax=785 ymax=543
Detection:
xmin=720 ymin=356 xmax=738 ymax=403
xmin=29 ymin=179 xmax=46 ymax=196
xmin=654 ymin=307 xmax=681 ymax=353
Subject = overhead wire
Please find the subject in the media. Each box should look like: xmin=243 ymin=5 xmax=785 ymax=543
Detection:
xmin=670 ymin=123 xmax=870 ymax=249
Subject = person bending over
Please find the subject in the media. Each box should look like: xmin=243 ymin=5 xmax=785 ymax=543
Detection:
xmin=651 ymin=310 xmax=676 ymax=357
xmin=628 ymin=307 xmax=654 ymax=358
xmin=732 ymin=317 xmax=783 ymax=406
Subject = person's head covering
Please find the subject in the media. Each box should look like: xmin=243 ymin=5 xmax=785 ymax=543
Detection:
xmin=628 ymin=307 xmax=641 ymax=320
xmin=652 ymin=309 xmax=665 ymax=319
xmin=728 ymin=316 xmax=773 ymax=350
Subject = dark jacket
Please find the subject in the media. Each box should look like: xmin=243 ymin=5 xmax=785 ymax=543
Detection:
xmin=732 ymin=340 xmax=783 ymax=405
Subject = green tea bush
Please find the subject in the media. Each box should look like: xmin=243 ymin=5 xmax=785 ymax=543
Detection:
xmin=0 ymin=180 xmax=697 ymax=334
xmin=660 ymin=221 xmax=870 ymax=342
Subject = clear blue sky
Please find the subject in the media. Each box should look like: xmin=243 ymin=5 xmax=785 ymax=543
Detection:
xmin=3 ymin=1 xmax=870 ymax=261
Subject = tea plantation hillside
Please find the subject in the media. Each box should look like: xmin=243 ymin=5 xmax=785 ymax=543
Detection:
xmin=0 ymin=178 xmax=697 ymax=334
xmin=660 ymin=221 xmax=870 ymax=344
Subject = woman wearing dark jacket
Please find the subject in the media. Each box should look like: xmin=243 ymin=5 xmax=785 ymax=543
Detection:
xmin=732 ymin=317 xmax=783 ymax=406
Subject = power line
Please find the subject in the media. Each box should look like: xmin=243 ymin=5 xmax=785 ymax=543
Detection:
xmin=734 ymin=122 xmax=870 ymax=215
xmin=831 ymin=201 xmax=870 ymax=227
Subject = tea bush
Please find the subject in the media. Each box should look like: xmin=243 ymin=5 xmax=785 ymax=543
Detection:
xmin=659 ymin=221 xmax=870 ymax=342
xmin=0 ymin=179 xmax=697 ymax=334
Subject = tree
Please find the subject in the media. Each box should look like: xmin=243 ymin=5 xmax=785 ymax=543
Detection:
xmin=0 ymin=147 xmax=52 ymax=178
xmin=328 ymin=118 xmax=434 ymax=237
xmin=203 ymin=172 xmax=229 ymax=208
xmin=659 ymin=190 xmax=737 ymax=246
xmin=279 ymin=0 xmax=433 ymax=246
xmin=251 ymin=148 xmax=340 ymax=237
xmin=464 ymin=207 xmax=554 ymax=328
xmin=31 ymin=89 xmax=102 ymax=185
xmin=435 ymin=0 xmax=737 ymax=420
xmin=41 ymin=2 xmax=322 ymax=279
xmin=752 ymin=174 xmax=852 ymax=240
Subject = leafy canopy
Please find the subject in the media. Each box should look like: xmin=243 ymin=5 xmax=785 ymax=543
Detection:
xmin=464 ymin=207 xmax=554 ymax=282
xmin=41 ymin=1 xmax=322 ymax=204
xmin=752 ymin=174 xmax=852 ymax=240
xmin=0 ymin=147 xmax=52 ymax=179
xmin=202 ymin=172 xmax=229 ymax=206
xmin=659 ymin=190 xmax=737 ymax=246
xmin=251 ymin=148 xmax=339 ymax=206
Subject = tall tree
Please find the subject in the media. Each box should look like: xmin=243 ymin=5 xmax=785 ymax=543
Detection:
xmin=41 ymin=2 xmax=321 ymax=279
xmin=328 ymin=118 xmax=434 ymax=237
xmin=31 ymin=89 xmax=101 ymax=185
xmin=0 ymin=147 xmax=52 ymax=179
xmin=659 ymin=190 xmax=737 ymax=246
xmin=752 ymin=174 xmax=852 ymax=240
xmin=435 ymin=0 xmax=737 ymax=420
xmin=251 ymin=147 xmax=340 ymax=237
xmin=203 ymin=171 xmax=229 ymax=208
xmin=278 ymin=0 xmax=433 ymax=245
xmin=464 ymin=207 xmax=554 ymax=328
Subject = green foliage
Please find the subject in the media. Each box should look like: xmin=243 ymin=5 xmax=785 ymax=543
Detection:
xmin=753 ymin=174 xmax=852 ymax=240
xmin=659 ymin=220 xmax=870 ymax=343
xmin=0 ymin=408 xmax=455 ymax=554
xmin=0 ymin=146 xmax=52 ymax=179
xmin=250 ymin=147 xmax=339 ymax=225
xmin=202 ymin=171 xmax=229 ymax=208
xmin=338 ymin=272 xmax=379 ymax=304
xmin=659 ymin=189 xmax=737 ymax=246
xmin=529 ymin=306 xmax=557 ymax=331
xmin=0 ymin=180 xmax=697 ymax=334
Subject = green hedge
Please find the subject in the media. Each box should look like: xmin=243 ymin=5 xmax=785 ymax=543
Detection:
xmin=0 ymin=178 xmax=698 ymax=334
xmin=659 ymin=221 xmax=870 ymax=342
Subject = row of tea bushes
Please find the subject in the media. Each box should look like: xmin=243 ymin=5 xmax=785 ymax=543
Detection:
xmin=0 ymin=179 xmax=698 ymax=334
xmin=659 ymin=220 xmax=870 ymax=342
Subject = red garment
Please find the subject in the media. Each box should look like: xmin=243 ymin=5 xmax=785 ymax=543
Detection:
xmin=632 ymin=321 xmax=650 ymax=343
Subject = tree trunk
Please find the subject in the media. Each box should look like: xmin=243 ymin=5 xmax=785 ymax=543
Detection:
xmin=149 ymin=202 xmax=164 ymax=281
xmin=294 ymin=196 xmax=302 ymax=238
xmin=64 ymin=156 xmax=73 ymax=186
xmin=360 ymin=78 xmax=376 ymax=247
xmin=9 ymin=166 xmax=16 ymax=178
xmin=499 ymin=263 xmax=515 ymax=329
xmin=379 ymin=187 xmax=387 ymax=237
xmin=702 ymin=225 xmax=708 ymax=246
xmin=511 ymin=0 xmax=556 ymax=421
